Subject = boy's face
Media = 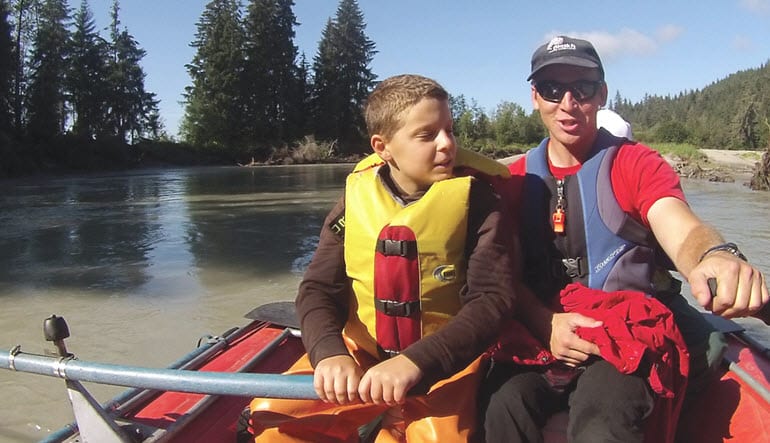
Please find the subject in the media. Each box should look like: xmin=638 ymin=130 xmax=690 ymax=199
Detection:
xmin=372 ymin=97 xmax=456 ymax=195
xmin=531 ymin=64 xmax=607 ymax=149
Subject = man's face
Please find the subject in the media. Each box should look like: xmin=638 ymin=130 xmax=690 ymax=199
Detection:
xmin=531 ymin=64 xmax=607 ymax=149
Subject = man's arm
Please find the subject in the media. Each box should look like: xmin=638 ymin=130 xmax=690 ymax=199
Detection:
xmin=647 ymin=196 xmax=768 ymax=317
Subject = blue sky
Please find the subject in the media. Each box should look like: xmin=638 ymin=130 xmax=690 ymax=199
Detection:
xmin=86 ymin=0 xmax=770 ymax=138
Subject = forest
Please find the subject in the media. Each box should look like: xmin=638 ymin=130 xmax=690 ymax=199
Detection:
xmin=1 ymin=0 xmax=769 ymax=179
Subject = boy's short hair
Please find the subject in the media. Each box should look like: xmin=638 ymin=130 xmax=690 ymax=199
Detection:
xmin=364 ymin=74 xmax=449 ymax=141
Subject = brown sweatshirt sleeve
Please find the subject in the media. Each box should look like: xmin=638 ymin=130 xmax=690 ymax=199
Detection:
xmin=295 ymin=195 xmax=352 ymax=367
xmin=401 ymin=179 xmax=518 ymax=382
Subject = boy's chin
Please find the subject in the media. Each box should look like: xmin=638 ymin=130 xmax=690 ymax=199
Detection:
xmin=432 ymin=170 xmax=454 ymax=182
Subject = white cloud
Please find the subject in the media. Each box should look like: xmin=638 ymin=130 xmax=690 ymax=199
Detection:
xmin=541 ymin=29 xmax=663 ymax=60
xmin=656 ymin=25 xmax=684 ymax=43
xmin=540 ymin=26 xmax=686 ymax=62
xmin=740 ymin=0 xmax=770 ymax=14
xmin=732 ymin=35 xmax=754 ymax=51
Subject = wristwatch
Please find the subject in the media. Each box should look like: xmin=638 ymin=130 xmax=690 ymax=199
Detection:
xmin=699 ymin=242 xmax=747 ymax=263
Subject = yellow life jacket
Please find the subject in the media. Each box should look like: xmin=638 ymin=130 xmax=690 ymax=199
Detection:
xmin=343 ymin=149 xmax=509 ymax=359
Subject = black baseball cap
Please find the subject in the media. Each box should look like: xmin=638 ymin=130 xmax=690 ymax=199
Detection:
xmin=527 ymin=36 xmax=604 ymax=81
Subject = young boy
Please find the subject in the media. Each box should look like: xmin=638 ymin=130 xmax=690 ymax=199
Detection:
xmin=249 ymin=74 xmax=518 ymax=442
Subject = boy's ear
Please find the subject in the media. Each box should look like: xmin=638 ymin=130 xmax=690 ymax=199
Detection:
xmin=530 ymin=85 xmax=540 ymax=111
xmin=371 ymin=134 xmax=391 ymax=161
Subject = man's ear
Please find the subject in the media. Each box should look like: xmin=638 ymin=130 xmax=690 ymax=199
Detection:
xmin=531 ymin=85 xmax=540 ymax=111
xmin=599 ymin=82 xmax=608 ymax=107
xmin=371 ymin=134 xmax=390 ymax=161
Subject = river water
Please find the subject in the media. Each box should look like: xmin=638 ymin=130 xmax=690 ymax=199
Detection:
xmin=0 ymin=166 xmax=768 ymax=442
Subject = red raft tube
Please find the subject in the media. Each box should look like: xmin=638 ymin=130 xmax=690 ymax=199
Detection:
xmin=3 ymin=302 xmax=770 ymax=443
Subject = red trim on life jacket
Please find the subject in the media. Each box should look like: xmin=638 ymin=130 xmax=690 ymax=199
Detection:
xmin=374 ymin=225 xmax=420 ymax=355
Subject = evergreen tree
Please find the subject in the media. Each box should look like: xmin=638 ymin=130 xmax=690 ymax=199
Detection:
xmin=311 ymin=0 xmax=376 ymax=154
xmin=294 ymin=51 xmax=311 ymax=136
xmin=105 ymin=0 xmax=160 ymax=143
xmin=242 ymin=0 xmax=302 ymax=149
xmin=309 ymin=19 xmax=335 ymax=139
xmin=26 ymin=0 xmax=69 ymax=140
xmin=9 ymin=0 xmax=40 ymax=134
xmin=182 ymin=0 xmax=246 ymax=148
xmin=0 ymin=0 xmax=12 ymax=133
xmin=68 ymin=0 xmax=110 ymax=139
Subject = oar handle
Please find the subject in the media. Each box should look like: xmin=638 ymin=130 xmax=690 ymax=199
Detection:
xmin=708 ymin=278 xmax=770 ymax=325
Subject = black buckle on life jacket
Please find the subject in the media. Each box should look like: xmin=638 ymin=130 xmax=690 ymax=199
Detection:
xmin=377 ymin=345 xmax=400 ymax=360
xmin=562 ymin=257 xmax=587 ymax=279
xmin=374 ymin=299 xmax=421 ymax=317
xmin=376 ymin=239 xmax=417 ymax=257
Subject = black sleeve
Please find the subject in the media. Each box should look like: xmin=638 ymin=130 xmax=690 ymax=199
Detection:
xmin=295 ymin=195 xmax=352 ymax=367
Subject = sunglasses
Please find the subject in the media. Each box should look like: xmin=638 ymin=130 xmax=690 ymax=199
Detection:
xmin=534 ymin=80 xmax=604 ymax=103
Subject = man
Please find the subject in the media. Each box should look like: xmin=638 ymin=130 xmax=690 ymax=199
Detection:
xmin=481 ymin=35 xmax=768 ymax=443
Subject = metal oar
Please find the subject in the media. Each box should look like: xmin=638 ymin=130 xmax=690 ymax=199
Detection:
xmin=0 ymin=342 xmax=315 ymax=399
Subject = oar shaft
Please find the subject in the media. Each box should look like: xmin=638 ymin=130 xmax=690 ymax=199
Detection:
xmin=726 ymin=357 xmax=770 ymax=404
xmin=1 ymin=349 xmax=317 ymax=399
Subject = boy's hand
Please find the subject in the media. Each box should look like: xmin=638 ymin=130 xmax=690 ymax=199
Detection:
xmin=313 ymin=355 xmax=364 ymax=404
xmin=358 ymin=354 xmax=423 ymax=406
xmin=549 ymin=312 xmax=602 ymax=367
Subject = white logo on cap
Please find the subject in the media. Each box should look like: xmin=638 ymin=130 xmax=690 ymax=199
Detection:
xmin=547 ymin=36 xmax=576 ymax=53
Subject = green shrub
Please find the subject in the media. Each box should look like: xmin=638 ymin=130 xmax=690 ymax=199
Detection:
xmin=647 ymin=142 xmax=706 ymax=162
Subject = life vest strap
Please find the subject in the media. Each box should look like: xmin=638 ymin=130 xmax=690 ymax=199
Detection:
xmin=376 ymin=238 xmax=417 ymax=257
xmin=374 ymin=299 xmax=421 ymax=317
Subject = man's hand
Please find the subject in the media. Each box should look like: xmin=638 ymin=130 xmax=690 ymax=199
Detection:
xmin=313 ymin=354 xmax=364 ymax=404
xmin=647 ymin=197 xmax=769 ymax=319
xmin=358 ymin=354 xmax=423 ymax=405
xmin=549 ymin=312 xmax=603 ymax=366
xmin=689 ymin=252 xmax=768 ymax=318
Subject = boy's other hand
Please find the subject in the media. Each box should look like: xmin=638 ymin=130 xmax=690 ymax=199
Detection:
xmin=358 ymin=355 xmax=423 ymax=406
xmin=314 ymin=354 xmax=364 ymax=404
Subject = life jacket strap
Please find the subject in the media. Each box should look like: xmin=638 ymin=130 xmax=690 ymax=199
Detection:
xmin=376 ymin=239 xmax=417 ymax=257
xmin=374 ymin=299 xmax=421 ymax=317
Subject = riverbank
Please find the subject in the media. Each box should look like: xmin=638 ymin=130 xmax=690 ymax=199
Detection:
xmin=667 ymin=149 xmax=761 ymax=183
xmin=500 ymin=149 xmax=763 ymax=184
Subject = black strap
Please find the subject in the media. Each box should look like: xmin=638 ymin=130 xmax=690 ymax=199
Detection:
xmin=561 ymin=257 xmax=587 ymax=279
xmin=376 ymin=239 xmax=417 ymax=257
xmin=374 ymin=299 xmax=421 ymax=317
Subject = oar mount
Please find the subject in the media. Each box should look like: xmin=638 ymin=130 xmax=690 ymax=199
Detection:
xmin=44 ymin=314 xmax=71 ymax=357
